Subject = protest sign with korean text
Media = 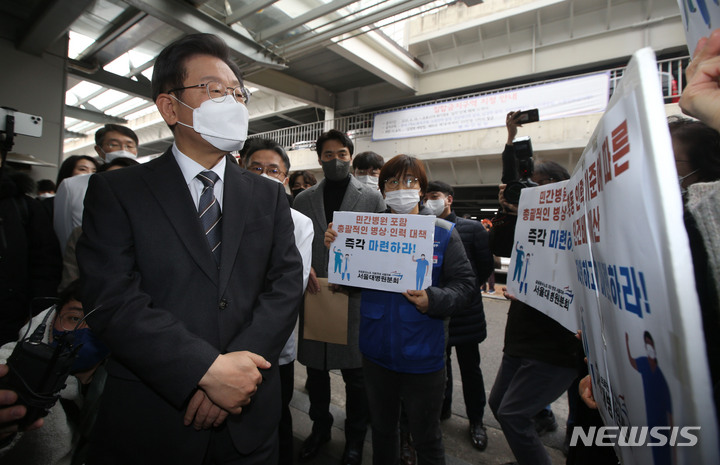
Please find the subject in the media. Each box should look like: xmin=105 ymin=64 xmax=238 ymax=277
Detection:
xmin=677 ymin=0 xmax=720 ymax=55
xmin=329 ymin=212 xmax=435 ymax=293
xmin=508 ymin=47 xmax=718 ymax=464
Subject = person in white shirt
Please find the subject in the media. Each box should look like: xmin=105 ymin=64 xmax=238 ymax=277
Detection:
xmin=53 ymin=124 xmax=139 ymax=250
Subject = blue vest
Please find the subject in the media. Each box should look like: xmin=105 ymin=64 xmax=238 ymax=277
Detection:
xmin=359 ymin=219 xmax=455 ymax=373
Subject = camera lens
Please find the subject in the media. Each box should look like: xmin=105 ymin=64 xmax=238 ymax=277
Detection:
xmin=504 ymin=181 xmax=524 ymax=205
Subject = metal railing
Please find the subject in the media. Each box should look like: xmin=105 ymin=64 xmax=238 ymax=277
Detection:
xmin=251 ymin=56 xmax=689 ymax=150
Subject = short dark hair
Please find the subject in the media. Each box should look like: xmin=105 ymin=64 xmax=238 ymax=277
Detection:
xmin=315 ymin=129 xmax=354 ymax=157
xmin=534 ymin=160 xmax=570 ymax=182
xmin=56 ymin=155 xmax=99 ymax=186
xmin=94 ymin=124 xmax=139 ymax=147
xmin=98 ymin=157 xmax=140 ymax=172
xmin=289 ymin=170 xmax=317 ymax=187
xmin=37 ymin=179 xmax=56 ymax=193
xmin=352 ymin=151 xmax=384 ymax=170
xmin=378 ymin=154 xmax=428 ymax=196
xmin=643 ymin=331 xmax=654 ymax=346
xmin=58 ymin=280 xmax=81 ymax=309
xmin=668 ymin=115 xmax=720 ymax=183
xmin=241 ymin=137 xmax=291 ymax=173
xmin=152 ymin=33 xmax=243 ymax=102
xmin=427 ymin=180 xmax=454 ymax=197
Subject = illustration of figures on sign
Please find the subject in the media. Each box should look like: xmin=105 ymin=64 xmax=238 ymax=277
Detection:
xmin=333 ymin=246 xmax=344 ymax=275
xmin=513 ymin=242 xmax=533 ymax=295
xmin=332 ymin=246 xmax=353 ymax=281
xmin=411 ymin=254 xmax=430 ymax=290
xmin=513 ymin=242 xmax=525 ymax=282
xmin=342 ymin=253 xmax=352 ymax=281
xmin=626 ymin=331 xmax=673 ymax=465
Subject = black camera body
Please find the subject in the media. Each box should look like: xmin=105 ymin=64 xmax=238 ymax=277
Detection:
xmin=0 ymin=311 xmax=78 ymax=430
xmin=501 ymin=136 xmax=537 ymax=205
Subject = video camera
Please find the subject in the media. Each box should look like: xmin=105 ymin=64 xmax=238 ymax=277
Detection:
xmin=0 ymin=307 xmax=79 ymax=430
xmin=501 ymin=136 xmax=537 ymax=205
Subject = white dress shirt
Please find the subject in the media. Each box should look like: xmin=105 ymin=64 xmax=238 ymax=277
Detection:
xmin=172 ymin=143 xmax=226 ymax=210
xmin=54 ymin=174 xmax=91 ymax=251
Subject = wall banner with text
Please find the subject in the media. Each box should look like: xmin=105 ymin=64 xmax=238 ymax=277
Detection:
xmin=328 ymin=212 xmax=435 ymax=293
xmin=372 ymin=72 xmax=609 ymax=141
xmin=507 ymin=48 xmax=718 ymax=464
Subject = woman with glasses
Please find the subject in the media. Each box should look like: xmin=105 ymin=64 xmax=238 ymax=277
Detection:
xmin=0 ymin=280 xmax=109 ymax=464
xmin=324 ymin=154 xmax=475 ymax=465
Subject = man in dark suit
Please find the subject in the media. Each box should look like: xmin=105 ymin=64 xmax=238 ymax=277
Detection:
xmin=76 ymin=34 xmax=303 ymax=465
xmin=293 ymin=130 xmax=385 ymax=465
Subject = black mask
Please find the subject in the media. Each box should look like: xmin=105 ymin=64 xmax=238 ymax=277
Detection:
xmin=292 ymin=187 xmax=305 ymax=198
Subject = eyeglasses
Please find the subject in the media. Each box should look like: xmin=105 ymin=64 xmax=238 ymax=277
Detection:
xmin=166 ymin=80 xmax=250 ymax=104
xmin=385 ymin=176 xmax=419 ymax=190
xmin=248 ymin=164 xmax=286 ymax=179
xmin=105 ymin=141 xmax=137 ymax=151
xmin=56 ymin=309 xmax=87 ymax=331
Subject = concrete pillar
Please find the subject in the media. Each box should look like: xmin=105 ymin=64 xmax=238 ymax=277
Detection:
xmin=323 ymin=108 xmax=335 ymax=132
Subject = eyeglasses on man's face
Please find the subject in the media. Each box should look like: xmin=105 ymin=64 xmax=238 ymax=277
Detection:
xmin=105 ymin=140 xmax=137 ymax=152
xmin=385 ymin=175 xmax=419 ymax=190
xmin=248 ymin=163 xmax=286 ymax=180
xmin=167 ymin=80 xmax=250 ymax=105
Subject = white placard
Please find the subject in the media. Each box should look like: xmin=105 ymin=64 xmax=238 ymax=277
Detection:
xmin=677 ymin=0 xmax=720 ymax=55
xmin=507 ymin=47 xmax=718 ymax=464
xmin=328 ymin=212 xmax=435 ymax=293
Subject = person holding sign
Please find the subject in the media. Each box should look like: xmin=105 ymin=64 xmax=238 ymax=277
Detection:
xmin=324 ymin=155 xmax=476 ymax=465
xmin=488 ymin=113 xmax=581 ymax=465
xmin=293 ymin=130 xmax=385 ymax=465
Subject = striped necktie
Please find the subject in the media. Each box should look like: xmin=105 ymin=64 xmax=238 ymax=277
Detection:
xmin=197 ymin=171 xmax=222 ymax=264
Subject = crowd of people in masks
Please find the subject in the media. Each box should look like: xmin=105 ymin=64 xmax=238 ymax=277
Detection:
xmin=0 ymin=29 xmax=719 ymax=465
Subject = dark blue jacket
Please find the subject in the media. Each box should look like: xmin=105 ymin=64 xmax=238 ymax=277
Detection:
xmin=359 ymin=219 xmax=476 ymax=373
xmin=445 ymin=212 xmax=493 ymax=345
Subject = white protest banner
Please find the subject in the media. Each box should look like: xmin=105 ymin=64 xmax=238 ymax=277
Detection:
xmin=508 ymin=47 xmax=719 ymax=464
xmin=328 ymin=212 xmax=435 ymax=293
xmin=372 ymin=72 xmax=609 ymax=141
xmin=677 ymin=0 xmax=720 ymax=55
xmin=505 ymin=180 xmax=578 ymax=331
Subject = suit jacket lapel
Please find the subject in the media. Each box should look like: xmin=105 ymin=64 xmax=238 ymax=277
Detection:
xmin=143 ymin=149 xmax=219 ymax=284
xmin=339 ymin=176 xmax=362 ymax=212
xmin=218 ymin=157 xmax=249 ymax=294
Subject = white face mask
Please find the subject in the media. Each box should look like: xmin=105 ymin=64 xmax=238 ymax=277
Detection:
xmin=425 ymin=198 xmax=445 ymax=216
xmin=356 ymin=175 xmax=379 ymax=189
xmin=384 ymin=189 xmax=420 ymax=214
xmin=102 ymin=149 xmax=137 ymax=162
xmin=174 ymin=96 xmax=249 ymax=152
xmin=646 ymin=344 xmax=656 ymax=360
xmin=260 ymin=172 xmax=285 ymax=185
